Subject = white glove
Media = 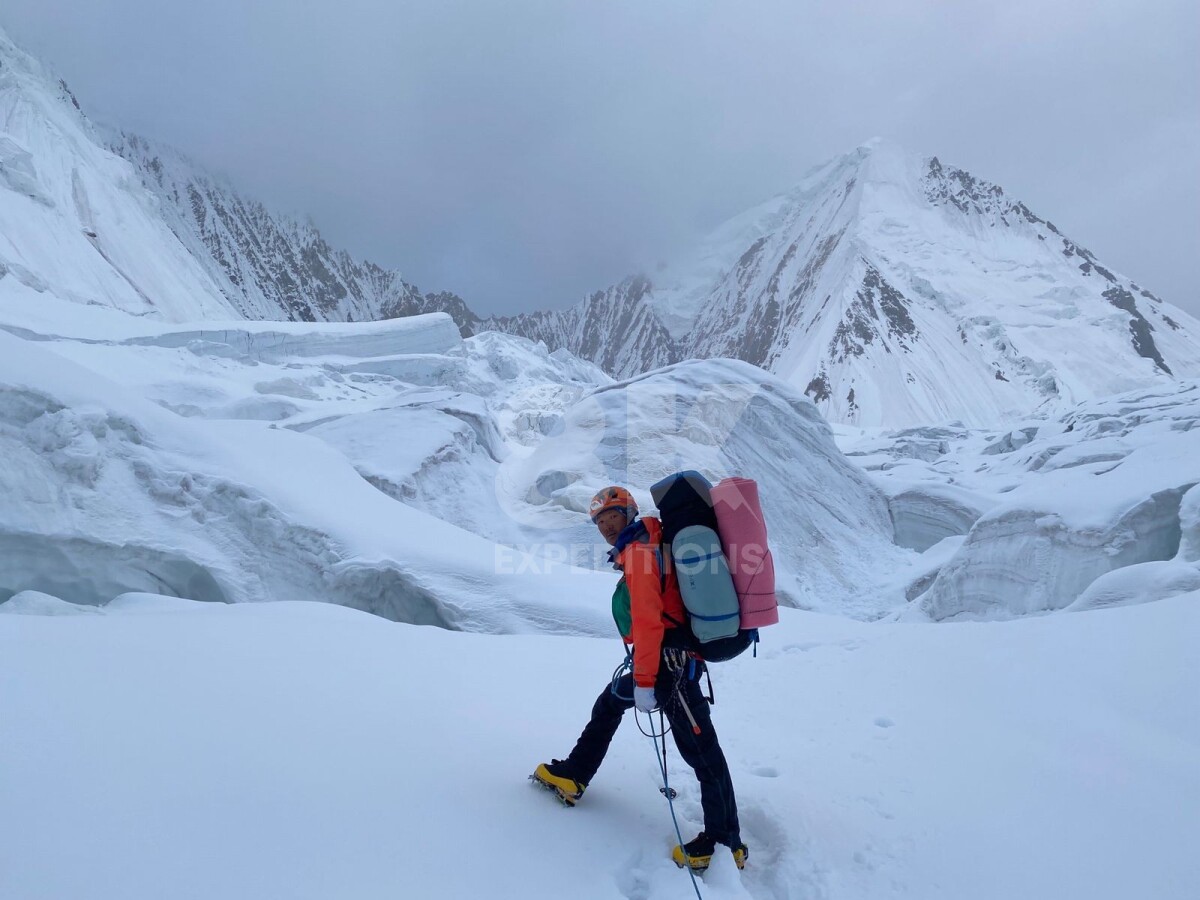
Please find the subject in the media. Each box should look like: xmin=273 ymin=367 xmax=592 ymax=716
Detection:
xmin=634 ymin=685 xmax=658 ymax=713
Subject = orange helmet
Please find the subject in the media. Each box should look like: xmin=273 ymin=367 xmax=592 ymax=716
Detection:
xmin=589 ymin=485 xmax=638 ymax=523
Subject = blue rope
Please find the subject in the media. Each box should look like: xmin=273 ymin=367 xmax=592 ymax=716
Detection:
xmin=639 ymin=707 xmax=703 ymax=900
xmin=614 ymin=654 xmax=703 ymax=899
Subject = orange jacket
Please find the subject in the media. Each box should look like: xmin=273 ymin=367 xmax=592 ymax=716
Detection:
xmin=616 ymin=516 xmax=688 ymax=687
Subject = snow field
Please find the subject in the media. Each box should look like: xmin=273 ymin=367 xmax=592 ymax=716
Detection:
xmin=2 ymin=594 xmax=1197 ymax=900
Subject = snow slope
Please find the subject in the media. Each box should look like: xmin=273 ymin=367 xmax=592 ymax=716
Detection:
xmin=1 ymin=593 xmax=1196 ymax=900
xmin=0 ymin=29 xmax=237 ymax=321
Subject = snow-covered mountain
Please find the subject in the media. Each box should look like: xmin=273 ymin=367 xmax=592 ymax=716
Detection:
xmin=488 ymin=139 xmax=1200 ymax=428
xmin=107 ymin=131 xmax=480 ymax=333
xmin=9 ymin=13 xmax=1196 ymax=435
xmin=0 ymin=29 xmax=238 ymax=320
xmin=489 ymin=275 xmax=678 ymax=376
xmin=0 ymin=25 xmax=476 ymax=331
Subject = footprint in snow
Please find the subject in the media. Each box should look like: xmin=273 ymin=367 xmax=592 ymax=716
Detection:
xmin=614 ymin=847 xmax=651 ymax=900
xmin=781 ymin=641 xmax=823 ymax=653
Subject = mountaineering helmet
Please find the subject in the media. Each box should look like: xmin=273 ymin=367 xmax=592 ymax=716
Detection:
xmin=589 ymin=485 xmax=638 ymax=523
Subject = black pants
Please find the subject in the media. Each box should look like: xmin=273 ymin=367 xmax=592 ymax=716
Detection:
xmin=565 ymin=652 xmax=742 ymax=847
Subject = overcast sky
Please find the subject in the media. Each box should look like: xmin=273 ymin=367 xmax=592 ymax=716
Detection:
xmin=4 ymin=1 xmax=1197 ymax=317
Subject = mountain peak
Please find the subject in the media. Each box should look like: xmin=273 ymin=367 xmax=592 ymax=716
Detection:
xmin=0 ymin=25 xmax=80 ymax=117
xmin=490 ymin=143 xmax=1200 ymax=427
xmin=854 ymin=135 xmax=910 ymax=161
xmin=0 ymin=26 xmax=242 ymax=321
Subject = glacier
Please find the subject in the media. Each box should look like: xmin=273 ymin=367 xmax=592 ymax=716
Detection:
xmin=840 ymin=382 xmax=1200 ymax=619
xmin=0 ymin=322 xmax=620 ymax=634
xmin=502 ymin=357 xmax=908 ymax=617
xmin=0 ymin=302 xmax=913 ymax=624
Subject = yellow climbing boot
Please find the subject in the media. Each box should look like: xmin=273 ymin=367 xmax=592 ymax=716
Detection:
xmin=531 ymin=761 xmax=587 ymax=807
xmin=671 ymin=832 xmax=748 ymax=871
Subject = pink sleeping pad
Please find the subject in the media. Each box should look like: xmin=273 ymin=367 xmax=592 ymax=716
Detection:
xmin=711 ymin=477 xmax=779 ymax=629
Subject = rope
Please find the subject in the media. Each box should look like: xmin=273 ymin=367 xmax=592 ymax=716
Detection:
xmin=614 ymin=653 xmax=704 ymax=899
xmin=639 ymin=706 xmax=703 ymax=900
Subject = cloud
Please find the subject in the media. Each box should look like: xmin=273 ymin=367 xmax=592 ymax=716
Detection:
xmin=3 ymin=0 xmax=1197 ymax=316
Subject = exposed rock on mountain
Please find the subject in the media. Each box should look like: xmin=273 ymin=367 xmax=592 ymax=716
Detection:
xmin=107 ymin=132 xmax=480 ymax=334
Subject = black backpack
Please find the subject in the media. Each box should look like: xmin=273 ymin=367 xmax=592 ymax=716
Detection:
xmin=651 ymin=471 xmax=757 ymax=662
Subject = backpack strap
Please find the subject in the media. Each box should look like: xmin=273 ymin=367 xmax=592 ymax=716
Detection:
xmin=655 ymin=541 xmax=690 ymax=632
xmin=662 ymin=540 xmax=700 ymax=638
xmin=654 ymin=543 xmax=667 ymax=594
